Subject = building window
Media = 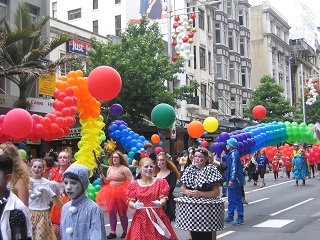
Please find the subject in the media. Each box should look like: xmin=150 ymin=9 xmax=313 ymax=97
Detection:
xmin=228 ymin=30 xmax=233 ymax=50
xmin=231 ymin=96 xmax=235 ymax=102
xmin=93 ymin=0 xmax=98 ymax=9
xmin=0 ymin=0 xmax=7 ymax=19
xmin=115 ymin=0 xmax=121 ymax=4
xmin=227 ymin=0 xmax=232 ymax=18
xmin=198 ymin=9 xmax=204 ymax=30
xmin=201 ymin=84 xmax=207 ymax=107
xmin=215 ymin=23 xmax=220 ymax=43
xmin=230 ymin=63 xmax=235 ymax=83
xmin=241 ymin=68 xmax=246 ymax=87
xmin=239 ymin=9 xmax=243 ymax=25
xmin=223 ymin=24 xmax=227 ymax=45
xmin=208 ymin=51 xmax=212 ymax=74
xmin=115 ymin=15 xmax=121 ymax=36
xmin=199 ymin=47 xmax=206 ymax=70
xmin=216 ymin=55 xmax=221 ymax=78
xmin=93 ymin=20 xmax=98 ymax=34
xmin=242 ymin=99 xmax=246 ymax=105
xmin=224 ymin=56 xmax=228 ymax=79
xmin=193 ymin=46 xmax=197 ymax=69
xmin=28 ymin=4 xmax=39 ymax=22
xmin=52 ymin=2 xmax=57 ymax=18
xmin=68 ymin=8 xmax=81 ymax=20
xmin=276 ymin=25 xmax=280 ymax=37
xmin=245 ymin=11 xmax=249 ymax=27
xmin=231 ymin=109 xmax=236 ymax=115
xmin=240 ymin=37 xmax=244 ymax=56
xmin=59 ymin=53 xmax=71 ymax=76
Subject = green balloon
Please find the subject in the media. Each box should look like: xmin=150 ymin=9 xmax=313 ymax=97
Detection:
xmin=18 ymin=149 xmax=27 ymax=158
xmin=151 ymin=103 xmax=176 ymax=129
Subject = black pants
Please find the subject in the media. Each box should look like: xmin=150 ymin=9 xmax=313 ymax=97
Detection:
xmin=191 ymin=231 xmax=212 ymax=240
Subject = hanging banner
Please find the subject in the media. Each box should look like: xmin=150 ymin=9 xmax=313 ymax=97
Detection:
xmin=39 ymin=73 xmax=56 ymax=96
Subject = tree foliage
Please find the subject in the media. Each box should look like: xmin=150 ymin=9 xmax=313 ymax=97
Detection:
xmin=244 ymin=75 xmax=296 ymax=123
xmin=0 ymin=3 xmax=83 ymax=109
xmin=87 ymin=15 xmax=196 ymax=126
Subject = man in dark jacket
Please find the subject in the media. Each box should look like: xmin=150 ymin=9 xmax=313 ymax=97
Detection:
xmin=224 ymin=138 xmax=245 ymax=225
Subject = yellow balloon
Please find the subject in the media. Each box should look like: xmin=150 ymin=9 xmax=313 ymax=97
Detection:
xmin=203 ymin=117 xmax=219 ymax=133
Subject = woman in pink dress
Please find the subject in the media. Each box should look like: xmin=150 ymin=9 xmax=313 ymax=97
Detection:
xmin=126 ymin=157 xmax=178 ymax=240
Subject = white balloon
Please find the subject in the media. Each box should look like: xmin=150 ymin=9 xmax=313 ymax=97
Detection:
xmin=175 ymin=45 xmax=181 ymax=51
xmin=181 ymin=15 xmax=188 ymax=21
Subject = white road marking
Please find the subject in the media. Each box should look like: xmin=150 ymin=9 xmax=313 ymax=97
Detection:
xmin=253 ymin=219 xmax=294 ymax=228
xmin=245 ymin=180 xmax=295 ymax=194
xmin=217 ymin=231 xmax=235 ymax=238
xmin=311 ymin=211 xmax=320 ymax=217
xmin=270 ymin=198 xmax=314 ymax=216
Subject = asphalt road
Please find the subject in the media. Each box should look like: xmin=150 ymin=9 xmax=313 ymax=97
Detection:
xmin=103 ymin=173 xmax=320 ymax=239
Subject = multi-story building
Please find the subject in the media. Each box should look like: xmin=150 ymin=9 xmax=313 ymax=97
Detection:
xmin=250 ymin=1 xmax=292 ymax=103
xmin=214 ymin=0 xmax=252 ymax=121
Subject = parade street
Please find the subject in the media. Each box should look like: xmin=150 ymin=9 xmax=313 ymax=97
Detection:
xmin=103 ymin=174 xmax=320 ymax=240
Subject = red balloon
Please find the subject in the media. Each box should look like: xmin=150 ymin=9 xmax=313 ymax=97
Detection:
xmin=154 ymin=147 xmax=164 ymax=154
xmin=57 ymin=92 xmax=67 ymax=101
xmin=87 ymin=66 xmax=122 ymax=101
xmin=34 ymin=124 xmax=45 ymax=135
xmin=4 ymin=108 xmax=33 ymax=138
xmin=61 ymin=107 xmax=72 ymax=117
xmin=49 ymin=123 xmax=59 ymax=134
xmin=63 ymin=96 xmax=74 ymax=107
xmin=40 ymin=117 xmax=51 ymax=129
xmin=64 ymin=87 xmax=74 ymax=97
xmin=252 ymin=105 xmax=267 ymax=120
xmin=201 ymin=140 xmax=208 ymax=147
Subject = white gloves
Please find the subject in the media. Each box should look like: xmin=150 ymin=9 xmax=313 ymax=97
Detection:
xmin=133 ymin=201 xmax=144 ymax=209
xmin=152 ymin=200 xmax=162 ymax=207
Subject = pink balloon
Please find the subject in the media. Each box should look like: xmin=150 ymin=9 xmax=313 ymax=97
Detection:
xmin=154 ymin=147 xmax=164 ymax=154
xmin=4 ymin=108 xmax=33 ymax=138
xmin=201 ymin=140 xmax=208 ymax=147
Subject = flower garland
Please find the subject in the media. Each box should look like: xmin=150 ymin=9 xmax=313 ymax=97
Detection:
xmin=305 ymin=78 xmax=319 ymax=106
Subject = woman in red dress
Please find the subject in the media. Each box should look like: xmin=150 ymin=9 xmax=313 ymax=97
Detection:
xmin=126 ymin=157 xmax=178 ymax=240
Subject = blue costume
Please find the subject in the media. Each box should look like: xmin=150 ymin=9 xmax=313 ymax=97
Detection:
xmin=225 ymin=144 xmax=244 ymax=223
xmin=292 ymin=149 xmax=308 ymax=180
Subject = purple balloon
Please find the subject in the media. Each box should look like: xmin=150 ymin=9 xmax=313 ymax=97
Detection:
xmin=219 ymin=132 xmax=230 ymax=142
xmin=237 ymin=142 xmax=244 ymax=151
xmin=109 ymin=104 xmax=123 ymax=116
xmin=211 ymin=142 xmax=221 ymax=154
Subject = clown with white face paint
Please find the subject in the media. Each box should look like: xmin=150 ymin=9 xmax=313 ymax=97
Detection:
xmin=154 ymin=152 xmax=180 ymax=222
xmin=29 ymin=159 xmax=64 ymax=240
xmin=175 ymin=148 xmax=225 ymax=240
xmin=61 ymin=164 xmax=106 ymax=240
xmin=126 ymin=157 xmax=179 ymax=240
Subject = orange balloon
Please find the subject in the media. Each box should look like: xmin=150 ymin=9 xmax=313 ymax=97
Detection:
xmin=59 ymin=81 xmax=69 ymax=91
xmin=55 ymin=80 xmax=61 ymax=89
xmin=151 ymin=134 xmax=160 ymax=144
xmin=187 ymin=121 xmax=204 ymax=138
xmin=59 ymin=76 xmax=68 ymax=81
xmin=75 ymin=70 xmax=83 ymax=77
xmin=66 ymin=77 xmax=76 ymax=86
xmin=67 ymin=71 xmax=77 ymax=79
xmin=72 ymin=86 xmax=80 ymax=96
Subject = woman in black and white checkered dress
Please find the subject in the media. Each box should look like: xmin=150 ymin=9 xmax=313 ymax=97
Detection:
xmin=174 ymin=148 xmax=225 ymax=240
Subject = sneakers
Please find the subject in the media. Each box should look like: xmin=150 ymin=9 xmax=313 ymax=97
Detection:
xmin=224 ymin=216 xmax=234 ymax=223
xmin=243 ymin=199 xmax=249 ymax=204
xmin=120 ymin=232 xmax=127 ymax=239
xmin=107 ymin=233 xmax=117 ymax=239
xmin=232 ymin=217 xmax=245 ymax=225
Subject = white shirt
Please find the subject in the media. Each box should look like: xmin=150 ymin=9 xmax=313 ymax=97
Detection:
xmin=0 ymin=192 xmax=33 ymax=240
xmin=29 ymin=177 xmax=56 ymax=210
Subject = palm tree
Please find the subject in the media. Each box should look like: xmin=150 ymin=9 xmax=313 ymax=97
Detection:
xmin=0 ymin=3 xmax=84 ymax=109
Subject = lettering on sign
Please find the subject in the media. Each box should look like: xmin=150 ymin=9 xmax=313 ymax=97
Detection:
xmin=68 ymin=40 xmax=93 ymax=55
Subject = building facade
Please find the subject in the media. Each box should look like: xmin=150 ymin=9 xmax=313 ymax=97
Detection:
xmin=250 ymin=1 xmax=292 ymax=102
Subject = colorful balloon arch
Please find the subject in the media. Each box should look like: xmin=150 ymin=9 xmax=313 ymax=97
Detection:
xmin=0 ymin=67 xmax=122 ymax=170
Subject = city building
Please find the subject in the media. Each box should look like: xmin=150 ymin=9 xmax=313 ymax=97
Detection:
xmin=250 ymin=1 xmax=292 ymax=103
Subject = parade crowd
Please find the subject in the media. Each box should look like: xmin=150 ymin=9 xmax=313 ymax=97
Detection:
xmin=0 ymin=139 xmax=318 ymax=240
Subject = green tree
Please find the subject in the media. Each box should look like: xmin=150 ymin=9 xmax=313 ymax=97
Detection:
xmin=87 ymin=15 xmax=196 ymax=126
xmin=244 ymin=75 xmax=295 ymax=123
xmin=0 ymin=3 xmax=83 ymax=109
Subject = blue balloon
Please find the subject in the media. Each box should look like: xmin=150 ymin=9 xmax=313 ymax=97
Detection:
xmin=110 ymin=124 xmax=118 ymax=132
xmin=128 ymin=151 xmax=135 ymax=159
xmin=114 ymin=130 xmax=121 ymax=138
xmin=136 ymin=142 xmax=144 ymax=150
xmin=159 ymin=141 xmax=163 ymax=146
xmin=119 ymin=124 xmax=127 ymax=130
xmin=131 ymin=147 xmax=138 ymax=153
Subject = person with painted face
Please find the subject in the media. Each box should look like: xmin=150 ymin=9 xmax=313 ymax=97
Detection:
xmin=60 ymin=164 xmax=106 ymax=240
xmin=29 ymin=159 xmax=64 ymax=240
xmin=96 ymin=151 xmax=134 ymax=239
xmin=224 ymin=138 xmax=245 ymax=226
xmin=292 ymin=142 xmax=307 ymax=186
xmin=126 ymin=157 xmax=178 ymax=240
xmin=154 ymin=152 xmax=180 ymax=222
xmin=175 ymin=148 xmax=224 ymax=240
xmin=49 ymin=150 xmax=72 ymax=240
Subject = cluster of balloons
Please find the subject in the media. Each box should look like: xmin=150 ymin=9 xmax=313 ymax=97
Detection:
xmin=264 ymin=144 xmax=293 ymax=161
xmin=151 ymin=103 xmax=176 ymax=129
xmin=108 ymin=120 xmax=148 ymax=152
xmin=85 ymin=178 xmax=102 ymax=201
xmin=285 ymin=122 xmax=316 ymax=143
xmin=306 ymin=145 xmax=320 ymax=164
xmin=171 ymin=14 xmax=197 ymax=62
xmin=305 ymin=78 xmax=319 ymax=106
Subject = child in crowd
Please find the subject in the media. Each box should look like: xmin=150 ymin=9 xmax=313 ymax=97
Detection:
xmin=272 ymin=156 xmax=280 ymax=180
xmin=285 ymin=156 xmax=292 ymax=180
xmin=60 ymin=164 xmax=106 ymax=240
xmin=29 ymin=159 xmax=64 ymax=240
xmin=0 ymin=155 xmax=33 ymax=240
